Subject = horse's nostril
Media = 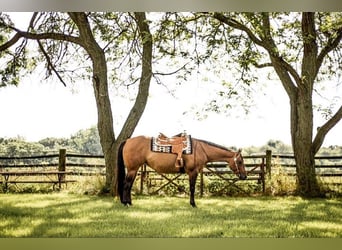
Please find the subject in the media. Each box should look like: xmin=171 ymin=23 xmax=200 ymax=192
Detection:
xmin=239 ymin=175 xmax=247 ymax=180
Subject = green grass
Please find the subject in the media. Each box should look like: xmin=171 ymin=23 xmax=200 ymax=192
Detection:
xmin=0 ymin=193 xmax=342 ymax=237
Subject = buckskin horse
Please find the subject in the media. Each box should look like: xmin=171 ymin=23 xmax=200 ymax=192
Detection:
xmin=117 ymin=134 xmax=247 ymax=207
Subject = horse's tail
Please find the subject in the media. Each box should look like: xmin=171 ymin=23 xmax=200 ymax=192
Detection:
xmin=117 ymin=140 xmax=127 ymax=203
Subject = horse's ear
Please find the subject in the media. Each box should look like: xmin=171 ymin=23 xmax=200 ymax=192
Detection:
xmin=238 ymin=148 xmax=242 ymax=153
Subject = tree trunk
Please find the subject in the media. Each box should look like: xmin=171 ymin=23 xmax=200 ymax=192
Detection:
xmin=68 ymin=13 xmax=116 ymax=192
xmin=69 ymin=12 xmax=153 ymax=196
xmin=291 ymin=12 xmax=322 ymax=196
xmin=273 ymin=12 xmax=322 ymax=197
xmin=270 ymin=57 xmax=321 ymax=196
xmin=92 ymin=73 xmax=116 ymax=192
xmin=111 ymin=12 xmax=153 ymax=196
xmin=290 ymin=89 xmax=321 ymax=196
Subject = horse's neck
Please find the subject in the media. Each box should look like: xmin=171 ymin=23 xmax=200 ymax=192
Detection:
xmin=198 ymin=141 xmax=234 ymax=162
xmin=207 ymin=148 xmax=234 ymax=162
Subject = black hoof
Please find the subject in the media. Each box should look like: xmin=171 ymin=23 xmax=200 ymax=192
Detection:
xmin=122 ymin=201 xmax=132 ymax=207
xmin=190 ymin=203 xmax=197 ymax=208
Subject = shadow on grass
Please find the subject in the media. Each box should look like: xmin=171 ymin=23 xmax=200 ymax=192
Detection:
xmin=1 ymin=194 xmax=342 ymax=237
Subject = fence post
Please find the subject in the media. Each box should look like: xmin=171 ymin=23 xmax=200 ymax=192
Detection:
xmin=265 ymin=150 xmax=272 ymax=194
xmin=266 ymin=150 xmax=272 ymax=178
xmin=261 ymin=158 xmax=266 ymax=193
xmin=140 ymin=164 xmax=146 ymax=194
xmin=58 ymin=148 xmax=67 ymax=188
xmin=200 ymin=168 xmax=204 ymax=197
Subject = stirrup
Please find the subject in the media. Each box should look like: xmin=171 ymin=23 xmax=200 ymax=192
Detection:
xmin=175 ymin=158 xmax=184 ymax=168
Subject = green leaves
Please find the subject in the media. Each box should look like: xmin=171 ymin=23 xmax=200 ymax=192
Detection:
xmin=0 ymin=42 xmax=28 ymax=87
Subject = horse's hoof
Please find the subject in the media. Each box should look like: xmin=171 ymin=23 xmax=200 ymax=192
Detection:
xmin=124 ymin=201 xmax=132 ymax=207
xmin=121 ymin=201 xmax=132 ymax=207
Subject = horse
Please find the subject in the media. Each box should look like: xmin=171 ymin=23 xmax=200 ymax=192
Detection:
xmin=117 ymin=135 xmax=247 ymax=207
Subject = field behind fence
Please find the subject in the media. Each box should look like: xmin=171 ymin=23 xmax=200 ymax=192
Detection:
xmin=1 ymin=149 xmax=342 ymax=195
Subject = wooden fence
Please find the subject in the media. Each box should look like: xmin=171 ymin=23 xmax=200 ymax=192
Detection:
xmin=267 ymin=150 xmax=342 ymax=193
xmin=1 ymin=149 xmax=342 ymax=194
xmin=0 ymin=149 xmax=105 ymax=190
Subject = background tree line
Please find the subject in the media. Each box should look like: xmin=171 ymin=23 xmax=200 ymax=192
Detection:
xmin=2 ymin=126 xmax=342 ymax=160
xmin=0 ymin=126 xmax=102 ymax=157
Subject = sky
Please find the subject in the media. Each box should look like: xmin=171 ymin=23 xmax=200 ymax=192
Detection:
xmin=0 ymin=12 xmax=342 ymax=149
xmin=1 ymin=71 xmax=341 ymax=148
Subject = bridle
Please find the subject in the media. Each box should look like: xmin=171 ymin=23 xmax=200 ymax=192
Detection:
xmin=232 ymin=151 xmax=242 ymax=176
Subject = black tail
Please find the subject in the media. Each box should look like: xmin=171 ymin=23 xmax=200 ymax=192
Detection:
xmin=117 ymin=140 xmax=127 ymax=203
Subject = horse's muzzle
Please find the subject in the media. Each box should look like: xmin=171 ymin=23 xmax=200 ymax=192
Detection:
xmin=239 ymin=174 xmax=247 ymax=180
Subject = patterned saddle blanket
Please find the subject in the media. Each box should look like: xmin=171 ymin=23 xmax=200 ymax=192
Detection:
xmin=151 ymin=132 xmax=192 ymax=155
xmin=151 ymin=132 xmax=192 ymax=168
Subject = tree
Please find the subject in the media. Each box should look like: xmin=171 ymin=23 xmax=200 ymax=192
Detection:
xmin=0 ymin=13 xmax=28 ymax=87
xmin=69 ymin=126 xmax=102 ymax=155
xmin=0 ymin=137 xmax=46 ymax=157
xmin=206 ymin=12 xmax=342 ymax=196
xmin=146 ymin=12 xmax=342 ymax=196
xmin=0 ymin=12 xmax=153 ymax=195
xmin=38 ymin=137 xmax=70 ymax=151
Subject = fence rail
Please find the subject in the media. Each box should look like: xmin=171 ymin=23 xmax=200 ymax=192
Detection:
xmin=1 ymin=149 xmax=342 ymax=194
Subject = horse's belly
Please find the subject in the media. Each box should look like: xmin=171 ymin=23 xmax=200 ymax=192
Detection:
xmin=146 ymin=153 xmax=187 ymax=174
xmin=154 ymin=167 xmax=180 ymax=174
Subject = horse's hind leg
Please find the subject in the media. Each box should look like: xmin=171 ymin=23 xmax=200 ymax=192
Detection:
xmin=188 ymin=171 xmax=198 ymax=208
xmin=122 ymin=170 xmax=137 ymax=206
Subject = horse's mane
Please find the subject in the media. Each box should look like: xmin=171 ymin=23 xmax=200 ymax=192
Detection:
xmin=195 ymin=138 xmax=233 ymax=152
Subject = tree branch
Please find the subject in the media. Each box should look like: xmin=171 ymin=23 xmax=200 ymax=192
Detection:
xmin=0 ymin=32 xmax=22 ymax=52
xmin=316 ymin=26 xmax=342 ymax=73
xmin=261 ymin=13 xmax=302 ymax=86
xmin=0 ymin=24 xmax=83 ymax=51
xmin=313 ymin=104 xmax=342 ymax=154
xmin=212 ymin=13 xmax=264 ymax=47
xmin=153 ymin=62 xmax=189 ymax=77
xmin=117 ymin=12 xmax=153 ymax=143
xmin=252 ymin=62 xmax=273 ymax=68
xmin=212 ymin=12 xmax=300 ymax=95
xmin=0 ymin=21 xmax=84 ymax=87
xmin=37 ymin=40 xmax=67 ymax=87
xmin=301 ymin=12 xmax=318 ymax=82
xmin=67 ymin=12 xmax=104 ymax=63
xmin=28 ymin=12 xmax=39 ymax=30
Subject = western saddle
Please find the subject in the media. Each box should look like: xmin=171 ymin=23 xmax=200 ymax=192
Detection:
xmin=156 ymin=132 xmax=189 ymax=168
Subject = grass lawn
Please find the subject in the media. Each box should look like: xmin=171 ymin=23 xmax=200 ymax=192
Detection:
xmin=0 ymin=193 xmax=342 ymax=237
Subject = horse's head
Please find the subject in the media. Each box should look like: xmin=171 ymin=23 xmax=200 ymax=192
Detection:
xmin=228 ymin=149 xmax=247 ymax=180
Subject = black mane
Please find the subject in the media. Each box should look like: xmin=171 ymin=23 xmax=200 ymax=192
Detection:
xmin=195 ymin=138 xmax=233 ymax=152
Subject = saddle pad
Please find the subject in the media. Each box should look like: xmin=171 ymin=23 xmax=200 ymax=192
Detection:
xmin=151 ymin=135 xmax=192 ymax=154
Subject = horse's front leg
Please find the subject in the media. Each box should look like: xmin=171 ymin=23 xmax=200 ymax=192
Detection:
xmin=188 ymin=170 xmax=198 ymax=208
